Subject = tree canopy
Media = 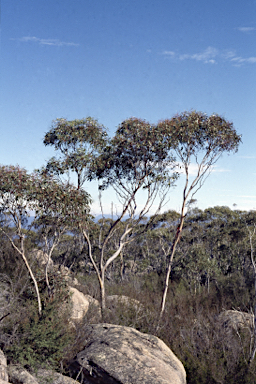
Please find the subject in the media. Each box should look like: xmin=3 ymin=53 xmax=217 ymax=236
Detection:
xmin=42 ymin=117 xmax=108 ymax=189
xmin=156 ymin=111 xmax=242 ymax=319
xmin=0 ymin=164 xmax=91 ymax=313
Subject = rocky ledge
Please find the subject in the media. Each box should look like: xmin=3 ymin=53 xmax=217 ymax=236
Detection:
xmin=1 ymin=323 xmax=186 ymax=384
xmin=70 ymin=323 xmax=186 ymax=384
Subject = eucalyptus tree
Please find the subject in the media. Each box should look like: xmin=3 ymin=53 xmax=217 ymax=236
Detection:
xmin=82 ymin=117 xmax=178 ymax=315
xmin=0 ymin=165 xmax=43 ymax=314
xmin=157 ymin=111 xmax=242 ymax=319
xmin=41 ymin=117 xmax=177 ymax=316
xmin=31 ymin=173 xmax=91 ymax=293
xmin=0 ymin=165 xmax=90 ymax=315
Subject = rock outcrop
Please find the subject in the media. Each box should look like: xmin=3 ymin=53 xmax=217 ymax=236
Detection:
xmin=69 ymin=287 xmax=100 ymax=321
xmin=71 ymin=323 xmax=186 ymax=384
xmin=30 ymin=249 xmax=79 ymax=285
xmin=8 ymin=365 xmax=38 ymax=384
xmin=35 ymin=369 xmax=80 ymax=384
xmin=2 ymin=350 xmax=81 ymax=383
xmin=0 ymin=349 xmax=8 ymax=382
xmin=107 ymin=295 xmax=143 ymax=313
xmin=8 ymin=365 xmax=80 ymax=384
xmin=218 ymin=310 xmax=254 ymax=330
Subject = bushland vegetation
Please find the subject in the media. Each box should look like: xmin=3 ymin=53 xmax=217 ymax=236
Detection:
xmin=1 ymin=206 xmax=256 ymax=383
xmin=2 ymin=111 xmax=254 ymax=383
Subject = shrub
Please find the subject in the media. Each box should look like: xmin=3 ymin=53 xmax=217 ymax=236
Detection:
xmin=2 ymin=268 xmax=75 ymax=370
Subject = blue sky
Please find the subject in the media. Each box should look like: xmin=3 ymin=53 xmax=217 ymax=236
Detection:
xmin=0 ymin=0 xmax=256 ymax=214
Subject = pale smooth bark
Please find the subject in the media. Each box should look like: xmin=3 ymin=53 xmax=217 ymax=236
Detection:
xmin=82 ymin=226 xmax=131 ymax=315
xmin=81 ymin=174 xmax=168 ymax=318
xmin=42 ymin=226 xmax=66 ymax=293
xmin=1 ymin=229 xmax=42 ymax=315
xmin=159 ymin=153 xmax=215 ymax=322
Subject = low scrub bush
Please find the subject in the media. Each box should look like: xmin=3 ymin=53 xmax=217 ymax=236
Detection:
xmin=2 ymin=269 xmax=75 ymax=370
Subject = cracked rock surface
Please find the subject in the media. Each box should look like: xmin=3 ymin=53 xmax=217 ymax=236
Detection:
xmin=71 ymin=323 xmax=186 ymax=384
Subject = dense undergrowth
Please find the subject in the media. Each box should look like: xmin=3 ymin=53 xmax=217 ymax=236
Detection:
xmin=1 ymin=206 xmax=256 ymax=383
xmin=2 ymin=269 xmax=256 ymax=384
xmin=98 ymin=273 xmax=256 ymax=384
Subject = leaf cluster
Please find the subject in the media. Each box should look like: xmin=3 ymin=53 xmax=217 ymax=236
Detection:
xmin=0 ymin=165 xmax=91 ymax=231
xmin=42 ymin=117 xmax=108 ymax=188
xmin=91 ymin=117 xmax=177 ymax=190
xmin=158 ymin=111 xmax=241 ymax=158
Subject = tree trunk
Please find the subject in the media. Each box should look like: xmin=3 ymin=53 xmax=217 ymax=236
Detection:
xmin=0 ymin=229 xmax=42 ymax=315
xmin=99 ymin=274 xmax=106 ymax=319
xmin=158 ymin=213 xmax=186 ymax=324
xmin=120 ymin=250 xmax=125 ymax=281
xmin=20 ymin=247 xmax=42 ymax=315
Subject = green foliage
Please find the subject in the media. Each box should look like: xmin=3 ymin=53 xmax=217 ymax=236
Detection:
xmin=158 ymin=110 xmax=241 ymax=156
xmin=0 ymin=165 xmax=91 ymax=229
xmin=2 ymin=200 xmax=256 ymax=381
xmin=78 ymin=271 xmax=256 ymax=384
xmin=155 ymin=281 xmax=256 ymax=384
xmin=3 ymin=269 xmax=74 ymax=370
xmin=0 ymin=230 xmax=25 ymax=277
xmin=92 ymin=117 xmax=178 ymax=190
xmin=141 ymin=272 xmax=164 ymax=293
xmin=0 ymin=112 xmax=246 ymax=382
xmin=43 ymin=117 xmax=108 ymax=189
xmin=44 ymin=117 xmax=108 ymax=151
xmin=0 ymin=164 xmax=91 ymax=314
xmin=0 ymin=165 xmax=37 ymax=220
xmin=6 ymin=302 xmax=72 ymax=369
